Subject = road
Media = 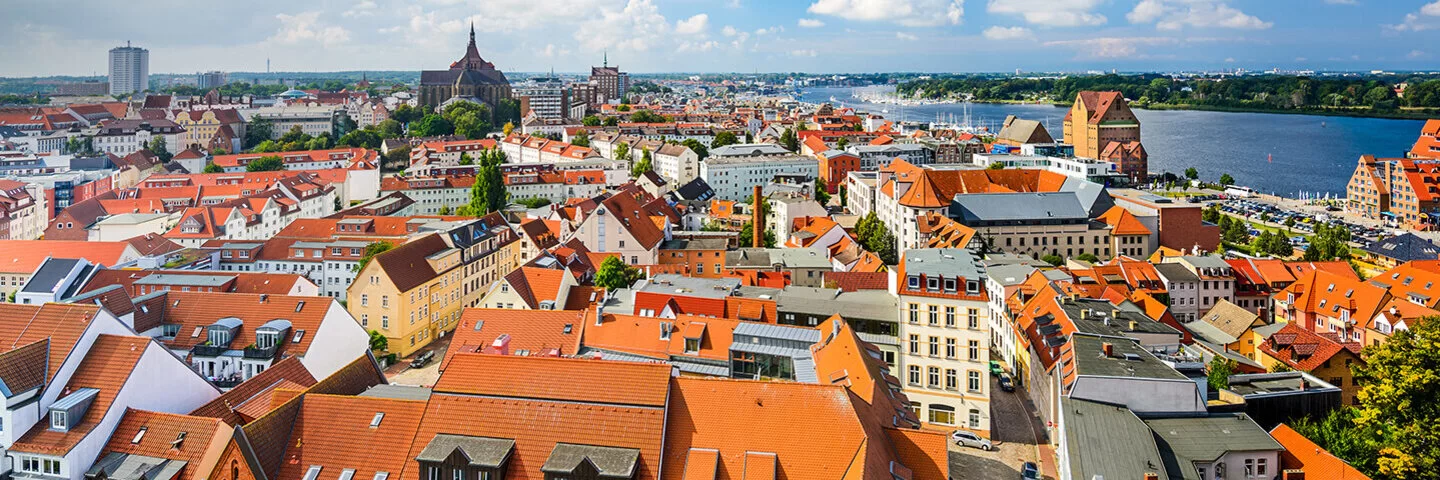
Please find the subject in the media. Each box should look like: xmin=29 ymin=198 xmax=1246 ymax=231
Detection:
xmin=384 ymin=334 xmax=451 ymax=386
xmin=949 ymin=376 xmax=1050 ymax=479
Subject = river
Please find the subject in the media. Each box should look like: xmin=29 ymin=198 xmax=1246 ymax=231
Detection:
xmin=797 ymin=87 xmax=1427 ymax=197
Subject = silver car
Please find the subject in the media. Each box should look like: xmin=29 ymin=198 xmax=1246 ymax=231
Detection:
xmin=951 ymin=430 xmax=993 ymax=451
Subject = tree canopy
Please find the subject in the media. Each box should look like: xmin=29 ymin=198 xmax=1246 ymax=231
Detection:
xmin=245 ymin=155 xmax=284 ymax=172
xmin=595 ymin=256 xmax=644 ymax=291
xmin=711 ymin=131 xmax=739 ymax=149
xmin=456 ymin=149 xmax=507 ymax=216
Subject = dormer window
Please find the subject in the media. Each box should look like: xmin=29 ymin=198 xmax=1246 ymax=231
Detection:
xmin=50 ymin=410 xmax=67 ymax=429
xmin=966 ymin=281 xmax=980 ymax=294
xmin=907 ymin=276 xmax=919 ymax=289
xmin=926 ymin=277 xmax=939 ymax=291
xmin=944 ymin=278 xmax=956 ymax=292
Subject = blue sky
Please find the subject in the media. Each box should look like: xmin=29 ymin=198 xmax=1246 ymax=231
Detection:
xmin=1 ymin=0 xmax=1438 ymax=76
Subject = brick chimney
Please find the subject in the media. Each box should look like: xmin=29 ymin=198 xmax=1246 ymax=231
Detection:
xmin=1102 ymin=343 xmax=1114 ymax=357
xmin=1282 ymin=469 xmax=1305 ymax=480
xmin=752 ymin=185 xmax=763 ymax=248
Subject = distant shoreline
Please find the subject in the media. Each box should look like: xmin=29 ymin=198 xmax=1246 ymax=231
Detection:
xmin=902 ymin=96 xmax=1438 ymax=121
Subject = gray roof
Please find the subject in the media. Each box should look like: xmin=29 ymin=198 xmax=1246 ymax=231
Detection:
xmin=85 ymin=452 xmax=187 ymax=480
xmin=1059 ymin=177 xmax=1115 ymax=217
xmin=1062 ymin=298 xmax=1182 ymax=338
xmin=540 ymin=443 xmax=641 ymax=477
xmin=1226 ymin=371 xmax=1339 ymax=397
xmin=1198 ymin=300 xmax=1260 ymax=340
xmin=1183 ymin=320 xmax=1238 ymax=346
xmin=23 ymin=258 xmax=81 ymax=294
xmin=359 ymin=384 xmax=433 ymax=401
xmin=950 ymin=192 xmax=1090 ymax=223
xmin=1144 ymin=414 xmax=1283 ymax=480
xmin=659 ymin=238 xmax=729 ymax=250
xmin=774 ymin=287 xmax=897 ymax=321
xmin=1362 ymin=232 xmax=1440 ymax=262
xmin=996 ymin=117 xmax=1054 ymax=144
xmin=133 ymin=274 xmax=235 ymax=288
xmin=416 ymin=434 xmax=515 ymax=467
xmin=726 ymin=248 xmax=832 ymax=269
xmin=1154 ymin=263 xmax=1199 ymax=283
xmin=1070 ymin=334 xmax=1187 ymax=380
xmin=732 ymin=321 xmax=822 ymax=343
xmin=846 ymin=143 xmax=927 ymax=154
xmin=901 ymin=248 xmax=984 ymax=281
xmin=985 ymin=264 xmax=1038 ymax=286
xmin=636 ymin=275 xmax=740 ymax=299
xmin=1061 ymin=398 xmax=1169 ymax=480
xmin=1178 ymin=255 xmax=1231 ymax=269
xmin=709 ymin=143 xmax=792 ymax=157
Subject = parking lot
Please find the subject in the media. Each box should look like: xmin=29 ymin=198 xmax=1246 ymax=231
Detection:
xmin=1217 ymin=197 xmax=1388 ymax=250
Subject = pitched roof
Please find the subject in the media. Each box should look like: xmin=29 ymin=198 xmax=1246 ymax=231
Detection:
xmin=272 ymin=394 xmax=429 ymax=480
xmin=598 ymin=192 xmax=666 ymax=250
xmin=1198 ymin=300 xmax=1261 ymax=342
xmin=372 ymin=234 xmax=450 ymax=292
xmin=11 ymin=334 xmax=151 ymax=456
xmin=1259 ymin=323 xmax=1362 ymax=372
xmin=155 ymin=292 xmax=334 ymax=357
xmin=190 ymin=356 xmax=318 ymax=425
xmin=583 ymin=313 xmax=739 ymax=362
xmin=98 ymin=409 xmax=229 ymax=480
xmin=1097 ymin=206 xmax=1151 ymax=236
xmin=443 ymin=309 xmax=585 ymax=369
xmin=503 ymin=267 xmax=568 ymax=309
xmin=0 ymin=303 xmax=104 ymax=383
xmin=0 ymin=240 xmax=137 ymax=273
xmin=1269 ymin=423 xmax=1371 ymax=480
xmin=434 ymin=354 xmax=671 ymax=407
xmin=823 ymin=271 xmax=889 ymax=292
xmin=0 ymin=338 xmax=49 ymax=397
xmin=1362 ymin=232 xmax=1440 ymax=262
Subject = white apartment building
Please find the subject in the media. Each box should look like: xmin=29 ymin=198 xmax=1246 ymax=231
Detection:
xmin=845 ymin=143 xmax=934 ymax=169
xmin=248 ymin=105 xmax=338 ymax=139
xmin=108 ymin=43 xmax=149 ymax=96
xmin=895 ymin=248 xmax=993 ymax=437
xmin=652 ymin=143 xmax=699 ymax=186
xmin=700 ymin=146 xmax=819 ymax=202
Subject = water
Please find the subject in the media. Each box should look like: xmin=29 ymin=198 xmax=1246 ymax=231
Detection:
xmin=798 ymin=87 xmax=1427 ymax=197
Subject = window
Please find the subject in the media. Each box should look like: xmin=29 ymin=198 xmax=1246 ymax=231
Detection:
xmin=969 ymin=409 xmax=981 ymax=429
xmin=361 ymin=294 xmax=368 ymax=306
xmin=928 ymin=404 xmax=955 ymax=425
xmin=945 ymin=306 xmax=956 ymax=327
xmin=908 ymin=365 xmax=920 ymax=385
xmin=427 ymin=467 xmax=440 ymax=480
xmin=968 ymin=371 xmax=981 ymax=392
xmin=968 ymin=340 xmax=979 ymax=361
xmin=968 ymin=308 xmax=979 ymax=328
xmin=908 ymin=303 xmax=919 ymax=323
xmin=452 ymin=470 xmax=464 ymax=480
xmin=382 ymin=316 xmax=389 ymax=329
xmin=945 ymin=369 xmax=958 ymax=390
xmin=927 ymin=367 xmax=940 ymax=387
xmin=945 ymin=338 xmax=956 ymax=358
xmin=928 ymin=305 xmax=938 ymax=325
xmin=684 ymin=338 xmax=700 ymax=354
xmin=304 ymin=466 xmax=323 ymax=480
xmin=50 ymin=411 xmax=66 ymax=430
xmin=44 ymin=459 xmax=60 ymax=475
xmin=1255 ymin=458 xmax=1267 ymax=477
xmin=382 ymin=296 xmax=389 ymax=308
xmin=1244 ymin=459 xmax=1255 ymax=477
xmin=909 ymin=334 xmax=919 ymax=354
xmin=928 ymin=336 xmax=939 ymax=356
xmin=907 ymin=276 xmax=919 ymax=289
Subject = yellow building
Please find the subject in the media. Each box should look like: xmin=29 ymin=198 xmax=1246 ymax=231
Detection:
xmin=346 ymin=213 xmax=520 ymax=357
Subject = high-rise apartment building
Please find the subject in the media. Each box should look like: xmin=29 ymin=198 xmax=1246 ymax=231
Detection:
xmin=197 ymin=71 xmax=226 ymax=89
xmin=108 ymin=42 xmax=149 ymax=96
xmin=589 ymin=53 xmax=629 ymax=103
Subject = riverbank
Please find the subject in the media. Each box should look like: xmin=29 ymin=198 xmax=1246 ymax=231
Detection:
xmin=895 ymin=95 xmax=1439 ymax=121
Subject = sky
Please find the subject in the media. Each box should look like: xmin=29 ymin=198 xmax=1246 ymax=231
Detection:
xmin=2 ymin=0 xmax=1439 ymax=77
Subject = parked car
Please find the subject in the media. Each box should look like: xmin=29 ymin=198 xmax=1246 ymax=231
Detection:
xmin=952 ymin=430 xmax=993 ymax=451
xmin=1020 ymin=462 xmax=1040 ymax=480
xmin=999 ymin=375 xmax=1015 ymax=392
xmin=410 ymin=350 xmax=435 ymax=368
xmin=989 ymin=360 xmax=1004 ymax=376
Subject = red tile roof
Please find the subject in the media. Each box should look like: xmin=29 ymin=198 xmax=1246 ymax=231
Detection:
xmin=434 ymin=353 xmax=672 ymax=407
xmin=0 ymin=240 xmax=137 ymax=273
xmin=273 ymin=394 xmax=429 ymax=480
xmin=442 ymin=309 xmax=585 ymax=369
xmin=1259 ymin=323 xmax=1362 ymax=372
xmin=823 ymin=271 xmax=889 ymax=292
xmin=1269 ymin=423 xmax=1371 ymax=480
xmin=155 ymin=292 xmax=334 ymax=357
xmin=190 ymin=356 xmax=317 ymax=425
xmin=101 ymin=409 xmax=229 ymax=480
xmin=0 ymin=303 xmax=104 ymax=382
xmin=503 ymin=267 xmax=569 ymax=309
xmin=11 ymin=334 xmax=151 ymax=456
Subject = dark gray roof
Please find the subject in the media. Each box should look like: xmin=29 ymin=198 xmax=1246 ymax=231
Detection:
xmin=1062 ymin=298 xmax=1181 ymax=338
xmin=709 ymin=143 xmax=792 ymax=157
xmin=359 ymin=384 xmax=433 ymax=401
xmin=1154 ymin=263 xmax=1199 ymax=283
xmin=950 ymin=192 xmax=1090 ymax=223
xmin=659 ymin=238 xmax=728 ymax=250
xmin=540 ymin=443 xmax=641 ymax=477
xmin=1061 ymin=398 xmax=1169 ymax=480
xmin=416 ymin=434 xmax=515 ymax=467
xmin=672 ymin=178 xmax=715 ymax=201
xmin=85 ymin=452 xmax=187 ymax=480
xmin=637 ymin=275 xmax=739 ymax=299
xmin=774 ymin=287 xmax=897 ymax=321
xmin=1226 ymin=371 xmax=1339 ymax=397
xmin=23 ymin=258 xmax=80 ymax=294
xmin=996 ymin=116 xmax=1054 ymax=145
xmin=420 ymin=68 xmax=510 ymax=86
xmin=1060 ymin=177 xmax=1115 ymax=217
xmin=1362 ymin=232 xmax=1440 ymax=262
xmin=1070 ymin=334 xmax=1187 ymax=380
xmin=900 ymin=248 xmax=985 ymax=280
xmin=1144 ymin=414 xmax=1283 ymax=480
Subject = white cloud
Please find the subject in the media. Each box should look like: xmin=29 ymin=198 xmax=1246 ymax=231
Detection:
xmin=896 ymin=32 xmax=919 ymax=41
xmin=678 ymin=40 xmax=720 ymax=52
xmin=798 ymin=18 xmax=826 ymax=28
xmin=675 ymin=13 xmax=709 ymax=35
xmin=1295 ymin=56 xmax=1307 ymax=61
xmin=268 ymin=11 xmax=349 ymax=48
xmin=982 ymin=25 xmax=1033 ymax=40
xmin=1043 ymin=36 xmax=1177 ymax=58
xmin=572 ymin=0 xmax=671 ymax=52
xmin=988 ymin=0 xmax=1106 ymax=27
xmin=1388 ymin=1 xmax=1440 ymax=31
xmin=1409 ymin=49 xmax=1428 ymax=58
xmin=1224 ymin=57 xmax=1235 ymax=62
xmin=790 ymin=49 xmax=818 ymax=57
xmin=806 ymin=0 xmax=963 ymax=27
xmin=1126 ymin=0 xmax=1272 ymax=30
xmin=755 ymin=26 xmax=784 ymax=35
xmin=538 ymin=43 xmax=572 ymax=57
xmin=342 ymin=0 xmax=377 ymax=18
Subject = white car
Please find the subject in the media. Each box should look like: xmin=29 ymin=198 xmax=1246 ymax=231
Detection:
xmin=952 ymin=430 xmax=993 ymax=451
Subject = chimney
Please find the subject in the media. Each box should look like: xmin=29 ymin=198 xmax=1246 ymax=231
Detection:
xmin=1129 ymin=320 xmax=1138 ymax=331
xmin=752 ymin=185 xmax=763 ymax=248
xmin=1144 ymin=474 xmax=1160 ymax=480
xmin=1282 ymin=470 xmax=1305 ymax=480
xmin=490 ymin=334 xmax=511 ymax=356
xmin=1102 ymin=343 xmax=1114 ymax=357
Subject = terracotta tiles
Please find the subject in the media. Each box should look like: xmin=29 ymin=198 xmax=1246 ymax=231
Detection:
xmin=0 ymin=303 xmax=102 ymax=382
xmin=273 ymin=394 xmax=429 ymax=480
xmin=1269 ymin=423 xmax=1371 ymax=480
xmin=191 ymin=356 xmax=317 ymax=426
xmin=0 ymin=240 xmax=136 ymax=273
xmin=442 ymin=309 xmax=585 ymax=369
xmin=10 ymin=334 xmax=150 ymax=456
xmin=102 ymin=409 xmax=229 ymax=480
xmin=156 ymin=291 xmax=333 ymax=357
xmin=0 ymin=338 xmax=49 ymax=395
xmin=434 ymin=353 xmax=671 ymax=407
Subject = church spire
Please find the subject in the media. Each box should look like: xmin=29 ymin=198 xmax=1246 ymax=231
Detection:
xmin=469 ymin=21 xmax=476 ymax=46
xmin=603 ymin=50 xmax=608 ymax=68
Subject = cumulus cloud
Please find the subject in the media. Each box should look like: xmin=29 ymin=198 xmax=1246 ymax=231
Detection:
xmin=1127 ymin=0 xmax=1272 ymax=30
xmin=798 ymin=18 xmax=826 ymax=28
xmin=790 ymin=49 xmax=818 ymax=57
xmin=1388 ymin=1 xmax=1440 ymax=32
xmin=806 ymin=0 xmax=963 ymax=27
xmin=342 ymin=0 xmax=377 ymax=18
xmin=987 ymin=0 xmax=1106 ymax=27
xmin=268 ymin=11 xmax=349 ymax=48
xmin=572 ymin=0 xmax=671 ymax=52
xmin=675 ymin=13 xmax=709 ymax=35
xmin=1043 ymin=37 xmax=1177 ymax=58
xmin=896 ymin=32 xmax=919 ymax=41
xmin=982 ymin=25 xmax=1034 ymax=40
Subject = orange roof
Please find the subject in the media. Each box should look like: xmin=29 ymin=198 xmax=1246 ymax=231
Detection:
xmin=156 ymin=292 xmax=333 ymax=357
xmin=101 ymin=409 xmax=228 ymax=480
xmin=1097 ymin=206 xmax=1151 ymax=236
xmin=583 ymin=313 xmax=738 ymax=362
xmin=1269 ymin=423 xmax=1372 ymax=480
xmin=190 ymin=356 xmax=317 ymax=425
xmin=443 ymin=309 xmax=584 ymax=369
xmin=1276 ymin=270 xmax=1388 ymax=325
xmin=1369 ymin=262 xmax=1440 ymax=309
xmin=273 ymin=394 xmax=429 ymax=480
xmin=0 ymin=303 xmax=104 ymax=383
xmin=434 ymin=353 xmax=671 ymax=407
xmin=0 ymin=240 xmax=136 ymax=273
xmin=80 ymin=269 xmax=310 ymax=297
xmin=1258 ymin=323 xmax=1362 ymax=372
xmin=211 ymin=147 xmax=374 ymax=168
xmin=503 ymin=267 xmax=569 ymax=309
xmin=11 ymin=334 xmax=151 ymax=456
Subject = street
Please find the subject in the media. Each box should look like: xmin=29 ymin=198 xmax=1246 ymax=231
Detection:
xmin=384 ymin=333 xmax=451 ymax=386
xmin=949 ymin=376 xmax=1051 ymax=480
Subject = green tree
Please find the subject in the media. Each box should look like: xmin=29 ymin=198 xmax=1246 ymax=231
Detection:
xmin=853 ymin=212 xmax=897 ymax=264
xmin=779 ymin=128 xmax=799 ymax=152
xmin=988 ymin=162 xmax=1005 ymax=170
xmin=437 ymin=205 xmax=452 ymax=215
xmin=368 ymin=330 xmax=389 ymax=352
xmin=594 ymin=255 xmax=643 ymax=291
xmin=357 ymin=242 xmax=393 ymax=270
xmin=503 ymin=121 xmax=515 ymax=137
xmin=202 ymin=163 xmax=225 ymax=173
xmin=814 ymin=179 xmax=831 ymax=205
xmin=836 ymin=137 xmax=850 ymax=150
xmin=700 ymin=220 xmax=725 ymax=232
xmin=147 ymin=136 xmax=173 ymax=162
xmin=1042 ymin=254 xmax=1064 ymax=266
xmin=632 ymin=148 xmax=653 ymax=177
xmin=629 ymin=110 xmax=668 ymax=123
xmin=459 ymin=149 xmax=507 ymax=216
xmin=1185 ymin=167 xmax=1199 ymax=180
xmin=614 ymin=142 xmax=631 ymax=162
xmin=571 ymin=131 xmax=591 ymax=147
xmin=1304 ymin=222 xmax=1352 ymax=261
xmin=279 ymin=125 xmax=310 ymax=144
xmin=839 ymin=185 xmax=848 ymax=208
xmin=581 ymin=115 xmax=601 ymax=127
xmin=515 ymin=197 xmax=551 ymax=208
xmin=245 ymin=117 xmax=274 ymax=149
xmin=245 ymin=155 xmax=285 ymax=172
xmin=712 ymin=131 xmax=739 ymax=149
xmin=458 ymin=152 xmax=474 ymax=166
xmin=382 ymin=146 xmax=411 ymax=173
xmin=1076 ymin=252 xmax=1100 ymax=263
xmin=1346 ymin=317 xmax=1440 ymax=478
xmin=65 ymin=136 xmax=95 ymax=155
xmin=1219 ymin=173 xmax=1235 ymax=186
xmin=251 ymin=140 xmax=282 ymax=153
xmin=376 ymin=119 xmax=404 ymax=139
xmin=410 ymin=114 xmax=454 ymax=137
xmin=451 ymin=107 xmax=492 ymax=140
xmin=603 ymin=116 xmax=619 ymax=127
xmin=338 ymin=128 xmax=381 ymax=149
xmin=391 ymin=104 xmax=421 ymax=125
xmin=680 ymin=139 xmax=708 ymax=159
xmin=1206 ymin=356 xmax=1236 ymax=392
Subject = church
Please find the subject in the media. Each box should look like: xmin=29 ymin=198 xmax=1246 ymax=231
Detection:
xmin=418 ymin=24 xmax=512 ymax=111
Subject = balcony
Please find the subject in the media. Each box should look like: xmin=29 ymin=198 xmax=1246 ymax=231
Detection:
xmin=243 ymin=344 xmax=280 ymax=359
xmin=190 ymin=343 xmax=231 ymax=357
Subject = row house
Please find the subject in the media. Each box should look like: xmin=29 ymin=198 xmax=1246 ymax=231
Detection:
xmin=498 ymin=134 xmax=599 ymax=165
xmin=700 ymin=151 xmax=819 ymax=202
xmin=0 ymin=179 xmax=45 ymax=240
xmin=210 ymin=147 xmax=376 ymax=173
xmin=404 ymin=139 xmax=497 ymax=175
xmin=346 ymin=213 xmax=522 ymax=357
xmin=379 ymin=175 xmax=474 ymax=215
xmin=895 ymin=248 xmax=993 ymax=435
xmin=567 ymin=191 xmax=673 ymax=266
xmin=171 ymin=109 xmax=244 ymax=152
xmin=152 ymin=291 xmax=370 ymax=387
xmin=1347 ymin=123 xmax=1440 ymax=229
xmin=844 ymin=143 xmax=934 ymax=169
xmin=91 ymin=119 xmax=185 ymax=157
xmin=651 ymin=143 xmax=699 ymax=186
